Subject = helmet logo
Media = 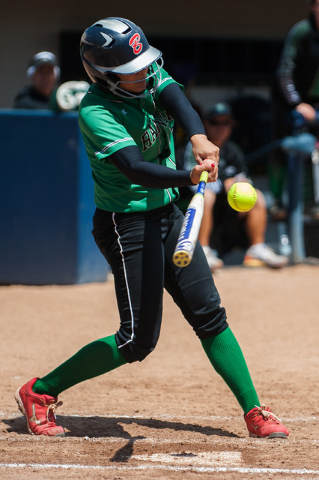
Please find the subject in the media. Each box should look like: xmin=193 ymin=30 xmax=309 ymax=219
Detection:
xmin=129 ymin=33 xmax=143 ymax=54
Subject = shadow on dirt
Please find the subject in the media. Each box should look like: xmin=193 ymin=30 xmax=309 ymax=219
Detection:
xmin=3 ymin=414 xmax=239 ymax=440
xmin=3 ymin=415 xmax=240 ymax=463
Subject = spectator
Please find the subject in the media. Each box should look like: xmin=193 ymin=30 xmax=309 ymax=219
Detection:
xmin=184 ymin=102 xmax=289 ymax=271
xmin=13 ymin=51 xmax=60 ymax=109
xmin=270 ymin=0 xmax=319 ymax=220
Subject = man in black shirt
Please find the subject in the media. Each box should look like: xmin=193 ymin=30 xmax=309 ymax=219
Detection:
xmin=184 ymin=102 xmax=289 ymax=270
xmin=13 ymin=51 xmax=60 ymax=109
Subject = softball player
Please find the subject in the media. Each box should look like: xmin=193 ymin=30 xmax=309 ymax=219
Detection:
xmin=15 ymin=17 xmax=289 ymax=439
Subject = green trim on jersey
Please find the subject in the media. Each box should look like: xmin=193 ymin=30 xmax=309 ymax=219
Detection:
xmin=78 ymin=67 xmax=181 ymax=213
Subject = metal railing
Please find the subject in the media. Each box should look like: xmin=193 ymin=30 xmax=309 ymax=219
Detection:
xmin=246 ymin=123 xmax=318 ymax=264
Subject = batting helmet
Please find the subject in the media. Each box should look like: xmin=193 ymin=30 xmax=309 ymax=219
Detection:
xmin=80 ymin=17 xmax=163 ymax=97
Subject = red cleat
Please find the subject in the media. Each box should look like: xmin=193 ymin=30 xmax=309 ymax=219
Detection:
xmin=244 ymin=405 xmax=289 ymax=439
xmin=14 ymin=378 xmax=65 ymax=437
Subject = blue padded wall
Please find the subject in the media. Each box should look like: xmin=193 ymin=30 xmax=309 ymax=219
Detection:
xmin=0 ymin=110 xmax=108 ymax=284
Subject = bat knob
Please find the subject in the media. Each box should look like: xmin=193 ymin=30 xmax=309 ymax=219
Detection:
xmin=173 ymin=250 xmax=191 ymax=267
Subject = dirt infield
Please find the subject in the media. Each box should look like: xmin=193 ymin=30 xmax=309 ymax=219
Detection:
xmin=1 ymin=264 xmax=319 ymax=479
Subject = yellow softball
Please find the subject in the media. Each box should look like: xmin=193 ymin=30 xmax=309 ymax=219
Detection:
xmin=227 ymin=182 xmax=257 ymax=212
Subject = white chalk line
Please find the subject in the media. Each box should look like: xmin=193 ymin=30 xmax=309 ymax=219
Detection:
xmin=0 ymin=463 xmax=319 ymax=475
xmin=0 ymin=411 xmax=317 ymax=422
xmin=133 ymin=451 xmax=243 ymax=466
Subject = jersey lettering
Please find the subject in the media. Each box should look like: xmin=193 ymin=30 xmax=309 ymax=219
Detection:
xmin=129 ymin=34 xmax=143 ymax=54
xmin=154 ymin=110 xmax=169 ymax=127
xmin=141 ymin=123 xmax=159 ymax=151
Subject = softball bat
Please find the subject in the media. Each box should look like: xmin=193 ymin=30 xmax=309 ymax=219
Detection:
xmin=173 ymin=170 xmax=208 ymax=267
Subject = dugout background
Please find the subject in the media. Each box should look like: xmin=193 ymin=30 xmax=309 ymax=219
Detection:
xmin=1 ymin=0 xmax=319 ymax=277
xmin=0 ymin=0 xmax=310 ymax=109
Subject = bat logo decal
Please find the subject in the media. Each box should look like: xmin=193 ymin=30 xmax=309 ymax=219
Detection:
xmin=175 ymin=240 xmax=194 ymax=254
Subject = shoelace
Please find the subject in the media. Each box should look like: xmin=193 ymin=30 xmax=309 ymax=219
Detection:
xmin=255 ymin=404 xmax=282 ymax=423
xmin=46 ymin=401 xmax=63 ymax=422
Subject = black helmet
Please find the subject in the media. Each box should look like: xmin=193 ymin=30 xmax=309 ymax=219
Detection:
xmin=80 ymin=17 xmax=163 ymax=97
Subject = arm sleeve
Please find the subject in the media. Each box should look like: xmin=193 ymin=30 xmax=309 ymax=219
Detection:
xmin=158 ymin=82 xmax=206 ymax=138
xmin=277 ymin=21 xmax=307 ymax=106
xmin=108 ymin=145 xmax=194 ymax=188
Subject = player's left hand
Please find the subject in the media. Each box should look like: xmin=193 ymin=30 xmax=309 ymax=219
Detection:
xmin=190 ymin=134 xmax=219 ymax=164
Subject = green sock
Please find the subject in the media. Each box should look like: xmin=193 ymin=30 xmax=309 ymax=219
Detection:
xmin=201 ymin=327 xmax=259 ymax=415
xmin=33 ymin=334 xmax=127 ymax=397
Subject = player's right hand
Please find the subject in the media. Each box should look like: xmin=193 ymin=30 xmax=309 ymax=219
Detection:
xmin=190 ymin=159 xmax=218 ymax=184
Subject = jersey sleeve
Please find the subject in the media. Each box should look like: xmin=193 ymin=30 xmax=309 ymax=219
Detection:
xmin=79 ymin=104 xmax=137 ymax=163
xmin=154 ymin=67 xmax=183 ymax=101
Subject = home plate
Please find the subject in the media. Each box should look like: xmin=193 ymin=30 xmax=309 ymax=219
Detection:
xmin=133 ymin=451 xmax=242 ymax=466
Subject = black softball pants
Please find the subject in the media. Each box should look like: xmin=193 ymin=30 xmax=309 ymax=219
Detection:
xmin=92 ymin=202 xmax=228 ymax=363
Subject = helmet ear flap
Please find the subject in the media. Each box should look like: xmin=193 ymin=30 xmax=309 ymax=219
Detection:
xmin=106 ymin=72 xmax=120 ymax=84
xmin=102 ymin=72 xmax=121 ymax=92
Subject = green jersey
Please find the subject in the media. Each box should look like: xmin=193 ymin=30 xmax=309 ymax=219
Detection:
xmin=78 ymin=67 xmax=180 ymax=213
